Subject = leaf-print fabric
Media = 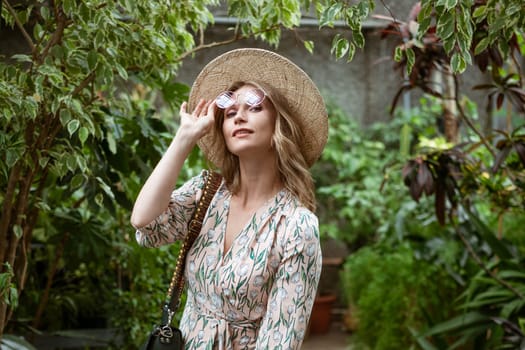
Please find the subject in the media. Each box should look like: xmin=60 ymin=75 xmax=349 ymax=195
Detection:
xmin=136 ymin=171 xmax=322 ymax=350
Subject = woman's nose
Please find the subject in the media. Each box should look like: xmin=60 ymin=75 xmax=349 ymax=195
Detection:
xmin=233 ymin=106 xmax=247 ymax=123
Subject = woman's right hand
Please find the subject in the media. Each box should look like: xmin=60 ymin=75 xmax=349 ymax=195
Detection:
xmin=178 ymin=99 xmax=216 ymax=142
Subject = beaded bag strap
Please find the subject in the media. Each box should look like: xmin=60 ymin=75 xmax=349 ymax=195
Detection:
xmin=161 ymin=171 xmax=222 ymax=325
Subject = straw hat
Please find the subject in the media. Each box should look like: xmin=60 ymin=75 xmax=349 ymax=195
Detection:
xmin=188 ymin=48 xmax=328 ymax=167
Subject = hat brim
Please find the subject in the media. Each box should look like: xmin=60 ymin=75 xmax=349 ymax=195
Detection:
xmin=188 ymin=48 xmax=328 ymax=167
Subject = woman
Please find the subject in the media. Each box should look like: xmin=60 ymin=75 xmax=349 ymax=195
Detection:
xmin=131 ymin=48 xmax=328 ymax=350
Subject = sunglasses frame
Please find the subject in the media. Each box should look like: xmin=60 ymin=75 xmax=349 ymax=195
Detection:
xmin=215 ymin=88 xmax=267 ymax=109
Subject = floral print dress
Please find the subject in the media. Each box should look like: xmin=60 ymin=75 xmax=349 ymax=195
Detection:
xmin=136 ymin=171 xmax=322 ymax=350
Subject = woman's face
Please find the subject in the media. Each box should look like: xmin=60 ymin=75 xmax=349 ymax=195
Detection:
xmin=221 ymin=84 xmax=277 ymax=161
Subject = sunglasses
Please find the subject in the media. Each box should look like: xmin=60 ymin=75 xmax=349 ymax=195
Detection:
xmin=215 ymin=88 xmax=266 ymax=109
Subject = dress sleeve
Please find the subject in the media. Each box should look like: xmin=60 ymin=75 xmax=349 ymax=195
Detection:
xmin=134 ymin=170 xmax=207 ymax=248
xmin=255 ymin=208 xmax=322 ymax=350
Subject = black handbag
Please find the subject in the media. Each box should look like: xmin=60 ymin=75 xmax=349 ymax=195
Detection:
xmin=140 ymin=171 xmax=222 ymax=350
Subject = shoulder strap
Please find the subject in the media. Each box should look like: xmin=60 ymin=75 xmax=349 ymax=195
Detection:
xmin=161 ymin=171 xmax=222 ymax=325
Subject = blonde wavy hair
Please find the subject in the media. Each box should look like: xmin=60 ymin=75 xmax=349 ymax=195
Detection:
xmin=210 ymin=80 xmax=316 ymax=212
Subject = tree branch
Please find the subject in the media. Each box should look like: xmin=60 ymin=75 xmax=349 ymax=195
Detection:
xmin=3 ymin=0 xmax=36 ymax=53
xmin=72 ymin=71 xmax=96 ymax=96
xmin=32 ymin=232 xmax=70 ymax=330
xmin=176 ymin=36 xmax=242 ymax=63
xmin=175 ymin=24 xmax=281 ymax=63
xmin=0 ymin=164 xmax=21 ymax=266
xmin=39 ymin=1 xmax=67 ymax=63
xmin=453 ymin=74 xmax=496 ymax=157
xmin=379 ymin=0 xmax=402 ymax=34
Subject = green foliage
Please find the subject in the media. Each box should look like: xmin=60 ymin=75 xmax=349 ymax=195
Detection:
xmin=108 ymin=244 xmax=185 ymax=347
xmin=1 ymin=335 xmax=37 ymax=350
xmin=417 ymin=0 xmax=525 ymax=73
xmin=0 ymin=264 xmax=18 ymax=310
xmin=331 ymin=90 xmax=525 ymax=349
xmin=312 ymin=100 xmax=394 ymax=248
xmin=397 ymin=101 xmax=525 ymax=348
xmin=318 ymin=0 xmax=374 ymax=61
xmin=228 ymin=0 xmax=302 ymax=45
xmin=313 ymin=96 xmax=441 ymax=248
xmin=0 ymin=0 xmax=319 ymax=342
xmin=1 ymin=0 xmax=524 ymax=347
xmin=342 ymin=243 xmax=459 ymax=350
xmin=415 ymin=258 xmax=525 ymax=349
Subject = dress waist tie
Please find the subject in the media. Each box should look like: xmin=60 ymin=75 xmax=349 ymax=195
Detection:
xmin=200 ymin=311 xmax=258 ymax=350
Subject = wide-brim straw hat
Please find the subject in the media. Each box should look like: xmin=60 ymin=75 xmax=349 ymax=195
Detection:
xmin=188 ymin=48 xmax=328 ymax=168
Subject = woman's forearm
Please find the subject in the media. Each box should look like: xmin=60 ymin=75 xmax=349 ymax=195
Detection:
xmin=130 ymin=130 xmax=195 ymax=228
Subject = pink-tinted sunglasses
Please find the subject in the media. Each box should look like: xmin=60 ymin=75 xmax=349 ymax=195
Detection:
xmin=215 ymin=88 xmax=266 ymax=109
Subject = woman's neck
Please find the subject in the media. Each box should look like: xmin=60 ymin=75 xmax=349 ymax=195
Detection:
xmin=234 ymin=158 xmax=283 ymax=208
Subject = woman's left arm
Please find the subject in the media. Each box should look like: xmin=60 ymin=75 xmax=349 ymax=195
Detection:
xmin=255 ymin=210 xmax=322 ymax=350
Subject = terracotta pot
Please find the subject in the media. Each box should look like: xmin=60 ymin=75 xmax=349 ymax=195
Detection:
xmin=309 ymin=293 xmax=337 ymax=334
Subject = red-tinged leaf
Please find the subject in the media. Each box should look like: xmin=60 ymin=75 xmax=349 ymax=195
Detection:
xmin=495 ymin=139 xmax=508 ymax=149
xmin=422 ymin=84 xmax=444 ymax=98
xmin=445 ymin=178 xmax=458 ymax=207
xmin=379 ymin=27 xmax=403 ymax=39
xmin=417 ymin=163 xmax=435 ymax=195
xmin=508 ymin=96 xmax=525 ymax=113
xmin=508 ymin=87 xmax=525 ymax=111
xmin=509 ymin=34 xmax=519 ymax=50
xmin=424 ymin=173 xmax=435 ymax=195
xmin=514 ymin=143 xmax=525 ymax=167
xmin=402 ymin=162 xmax=415 ymax=185
xmin=472 ymin=83 xmax=496 ymax=90
xmin=491 ymin=147 xmax=511 ymax=173
xmin=417 ymin=162 xmax=430 ymax=186
xmin=390 ymin=84 xmax=413 ymax=115
xmin=489 ymin=46 xmax=503 ymax=67
xmin=496 ymin=93 xmax=504 ymax=109
xmin=410 ymin=180 xmax=424 ymax=203
xmin=435 ymin=180 xmax=446 ymax=226
xmin=507 ymin=86 xmax=525 ymax=95
xmin=474 ymin=52 xmax=489 ymax=72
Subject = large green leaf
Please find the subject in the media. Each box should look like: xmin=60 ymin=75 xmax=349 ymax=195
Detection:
xmin=1 ymin=335 xmax=38 ymax=350
xmin=418 ymin=311 xmax=491 ymax=337
xmin=463 ymin=208 xmax=516 ymax=260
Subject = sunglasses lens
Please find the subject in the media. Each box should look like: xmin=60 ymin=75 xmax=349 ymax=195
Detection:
xmin=215 ymin=89 xmax=266 ymax=109
xmin=245 ymin=89 xmax=265 ymax=106
xmin=216 ymin=92 xmax=235 ymax=109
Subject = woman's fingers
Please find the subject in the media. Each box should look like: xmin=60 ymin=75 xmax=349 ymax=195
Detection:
xmin=206 ymin=100 xmax=216 ymax=116
xmin=193 ymin=99 xmax=207 ymax=117
xmin=179 ymin=101 xmax=188 ymax=116
xmin=178 ymin=99 xmax=215 ymax=138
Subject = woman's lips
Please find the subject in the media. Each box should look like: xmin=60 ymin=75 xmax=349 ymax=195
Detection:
xmin=232 ymin=128 xmax=253 ymax=137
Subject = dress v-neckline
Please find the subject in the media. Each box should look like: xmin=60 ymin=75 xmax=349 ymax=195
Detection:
xmin=220 ymin=189 xmax=286 ymax=263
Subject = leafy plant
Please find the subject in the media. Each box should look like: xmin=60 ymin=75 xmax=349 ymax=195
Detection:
xmin=1 ymin=335 xmax=37 ymax=350
xmin=313 ymin=94 xmax=445 ymax=249
xmin=313 ymin=100 xmax=404 ymax=249
xmin=313 ymin=101 xmax=388 ymax=247
xmin=1 ymin=0 xmax=524 ymax=348
xmin=0 ymin=0 xmax=337 ymax=341
xmin=342 ymin=243 xmax=460 ymax=350
xmin=373 ymin=1 xmax=525 ymax=349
